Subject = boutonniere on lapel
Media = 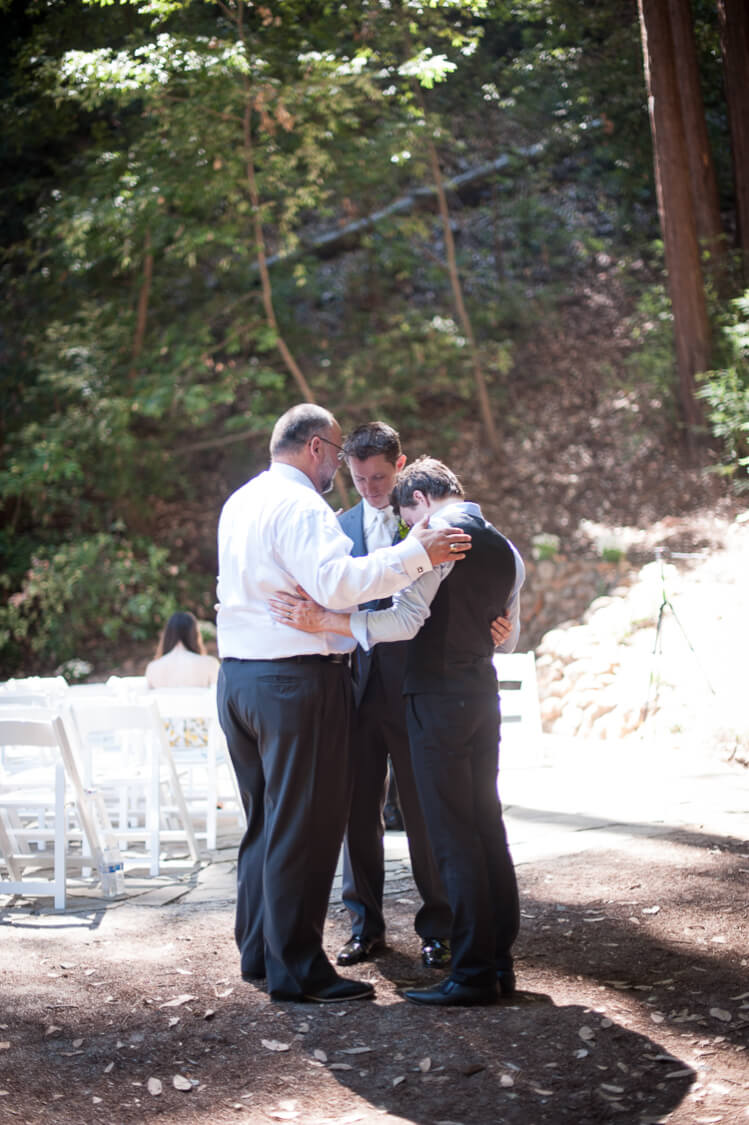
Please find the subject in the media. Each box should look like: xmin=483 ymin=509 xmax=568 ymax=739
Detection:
xmin=396 ymin=517 xmax=410 ymax=541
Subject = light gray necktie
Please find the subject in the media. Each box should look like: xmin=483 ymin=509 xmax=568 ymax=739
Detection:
xmin=367 ymin=508 xmax=395 ymax=551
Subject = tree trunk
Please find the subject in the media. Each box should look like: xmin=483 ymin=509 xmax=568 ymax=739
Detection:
xmin=424 ymin=136 xmax=502 ymax=460
xmin=638 ymin=0 xmax=710 ymax=445
xmin=242 ymin=99 xmax=315 ymax=405
xmin=668 ymin=0 xmax=725 ymax=278
xmin=717 ymin=0 xmax=749 ymax=274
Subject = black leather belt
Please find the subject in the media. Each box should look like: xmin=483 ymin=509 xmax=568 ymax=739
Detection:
xmin=224 ymin=654 xmax=348 ymax=665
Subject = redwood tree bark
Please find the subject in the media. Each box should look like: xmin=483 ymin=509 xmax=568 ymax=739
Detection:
xmin=668 ymin=0 xmax=725 ymax=277
xmin=638 ymin=0 xmax=710 ymax=443
xmin=717 ymin=0 xmax=749 ymax=274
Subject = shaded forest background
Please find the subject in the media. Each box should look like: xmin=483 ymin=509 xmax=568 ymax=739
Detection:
xmin=1 ymin=0 xmax=748 ymax=679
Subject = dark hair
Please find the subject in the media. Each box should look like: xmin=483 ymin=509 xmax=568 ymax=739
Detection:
xmin=156 ymin=612 xmax=204 ymax=658
xmin=270 ymin=403 xmax=336 ymax=457
xmin=391 ymin=456 xmax=464 ymax=515
xmin=343 ymin=421 xmax=402 ymax=466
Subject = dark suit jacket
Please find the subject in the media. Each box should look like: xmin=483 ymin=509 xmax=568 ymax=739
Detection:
xmin=338 ymin=501 xmax=408 ymax=709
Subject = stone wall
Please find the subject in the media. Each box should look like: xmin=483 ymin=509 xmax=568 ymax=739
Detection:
xmin=524 ymin=519 xmax=749 ymax=761
xmin=520 ymin=555 xmax=633 ymax=652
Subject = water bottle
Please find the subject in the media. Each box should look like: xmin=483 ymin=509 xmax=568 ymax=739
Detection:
xmin=98 ymin=843 xmax=125 ymax=898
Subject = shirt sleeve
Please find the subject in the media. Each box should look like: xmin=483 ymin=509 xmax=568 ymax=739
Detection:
xmin=494 ymin=544 xmax=525 ymax=653
xmin=276 ymin=504 xmax=433 ymax=611
xmin=350 ymin=565 xmax=449 ymax=650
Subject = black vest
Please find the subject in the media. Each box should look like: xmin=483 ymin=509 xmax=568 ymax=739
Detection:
xmin=403 ymin=511 xmax=516 ymax=696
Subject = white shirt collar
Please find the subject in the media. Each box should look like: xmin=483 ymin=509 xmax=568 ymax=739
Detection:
xmin=269 ymin=461 xmax=317 ymax=491
xmin=430 ymin=499 xmax=482 ymax=524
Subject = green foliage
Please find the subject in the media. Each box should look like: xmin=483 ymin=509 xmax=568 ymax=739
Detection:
xmin=0 ymin=0 xmax=736 ymax=674
xmin=698 ymin=292 xmax=749 ymax=489
xmin=0 ymin=534 xmax=180 ymax=676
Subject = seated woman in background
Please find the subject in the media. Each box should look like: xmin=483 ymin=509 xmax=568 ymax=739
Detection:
xmin=146 ymin=611 xmax=219 ymax=689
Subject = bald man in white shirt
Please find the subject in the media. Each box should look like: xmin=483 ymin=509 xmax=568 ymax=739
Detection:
xmin=215 ymin=404 xmax=472 ymax=1005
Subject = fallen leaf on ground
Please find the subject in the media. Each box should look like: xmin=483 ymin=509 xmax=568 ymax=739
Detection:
xmin=313 ymin=1049 xmax=327 ymax=1062
xmin=709 ymin=1008 xmax=732 ymax=1022
xmin=393 ymin=1075 xmax=405 ymax=1086
xmin=159 ymin=994 xmax=196 ymax=1009
xmin=262 ymin=1039 xmax=291 ymax=1052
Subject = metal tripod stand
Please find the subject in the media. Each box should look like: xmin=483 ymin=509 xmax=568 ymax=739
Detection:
xmin=641 ymin=547 xmax=716 ymax=726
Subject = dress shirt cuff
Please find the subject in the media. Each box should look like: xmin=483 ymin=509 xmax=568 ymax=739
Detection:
xmin=392 ymin=535 xmax=432 ymax=580
xmin=350 ymin=611 xmax=371 ymax=652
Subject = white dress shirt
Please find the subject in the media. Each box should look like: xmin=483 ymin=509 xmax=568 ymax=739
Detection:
xmin=350 ymin=500 xmax=525 ymax=654
xmin=216 ymin=463 xmax=433 ymax=659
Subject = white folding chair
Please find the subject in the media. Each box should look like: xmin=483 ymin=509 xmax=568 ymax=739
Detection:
xmin=66 ymin=698 xmax=200 ymax=876
xmin=147 ymin=688 xmax=244 ymax=850
xmin=0 ymin=676 xmax=68 ymax=699
xmin=0 ymin=712 xmax=107 ymax=909
xmin=493 ymin=651 xmax=543 ymax=768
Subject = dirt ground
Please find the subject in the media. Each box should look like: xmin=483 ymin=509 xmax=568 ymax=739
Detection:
xmin=1 ymin=827 xmax=748 ymax=1125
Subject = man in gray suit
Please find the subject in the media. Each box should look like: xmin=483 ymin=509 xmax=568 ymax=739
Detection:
xmin=336 ymin=422 xmax=453 ymax=969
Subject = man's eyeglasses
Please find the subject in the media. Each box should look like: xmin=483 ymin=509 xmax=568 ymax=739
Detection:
xmin=312 ymin=434 xmax=346 ymax=462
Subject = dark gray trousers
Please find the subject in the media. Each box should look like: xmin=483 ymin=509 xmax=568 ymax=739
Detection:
xmin=342 ymin=662 xmax=451 ymax=943
xmin=217 ymin=658 xmax=353 ymax=997
xmin=406 ymin=689 xmax=519 ymax=988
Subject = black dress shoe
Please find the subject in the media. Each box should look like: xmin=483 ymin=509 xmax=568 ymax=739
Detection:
xmin=336 ymin=936 xmax=384 ymax=966
xmin=404 ymin=977 xmax=498 ymax=1007
xmin=496 ymin=968 xmax=516 ymax=996
xmin=271 ymin=976 xmax=375 ymax=1004
xmin=421 ymin=938 xmax=451 ymax=968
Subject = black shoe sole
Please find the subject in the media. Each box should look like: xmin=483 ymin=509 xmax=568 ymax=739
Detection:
xmin=271 ymin=985 xmax=375 ymax=1004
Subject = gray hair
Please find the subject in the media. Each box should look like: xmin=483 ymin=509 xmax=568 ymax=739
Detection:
xmin=270 ymin=404 xmax=336 ymax=457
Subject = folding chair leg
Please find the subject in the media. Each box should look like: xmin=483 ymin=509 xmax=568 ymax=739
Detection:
xmin=148 ymin=744 xmax=161 ymax=877
xmin=206 ymin=740 xmax=218 ymax=852
xmin=53 ymin=762 xmax=66 ymax=911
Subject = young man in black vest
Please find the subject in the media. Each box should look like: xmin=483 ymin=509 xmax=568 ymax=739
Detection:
xmin=269 ymin=456 xmax=524 ymax=1006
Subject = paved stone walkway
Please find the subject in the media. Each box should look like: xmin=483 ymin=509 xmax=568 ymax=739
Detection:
xmin=2 ymin=734 xmax=746 ymax=922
